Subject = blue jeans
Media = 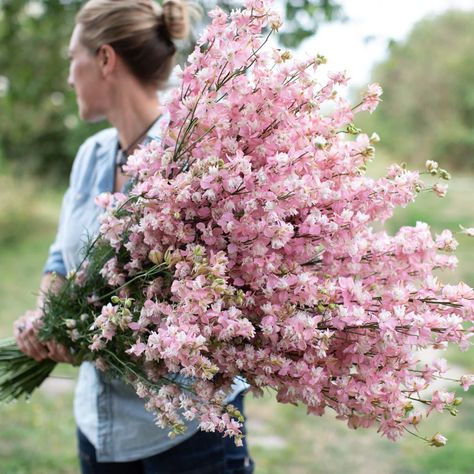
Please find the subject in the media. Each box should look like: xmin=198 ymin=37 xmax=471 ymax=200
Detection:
xmin=78 ymin=393 xmax=254 ymax=474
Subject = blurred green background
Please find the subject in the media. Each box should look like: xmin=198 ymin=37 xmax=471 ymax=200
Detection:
xmin=1 ymin=1 xmax=474 ymax=473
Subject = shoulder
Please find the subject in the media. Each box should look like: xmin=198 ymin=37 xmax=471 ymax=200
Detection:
xmin=70 ymin=127 xmax=117 ymax=185
xmin=80 ymin=127 xmax=117 ymax=153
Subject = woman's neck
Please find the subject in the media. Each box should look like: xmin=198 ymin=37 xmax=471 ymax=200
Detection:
xmin=107 ymin=85 xmax=161 ymax=150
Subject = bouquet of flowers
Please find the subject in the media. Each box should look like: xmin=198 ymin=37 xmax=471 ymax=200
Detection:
xmin=2 ymin=0 xmax=474 ymax=446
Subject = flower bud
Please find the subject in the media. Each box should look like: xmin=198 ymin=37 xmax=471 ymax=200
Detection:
xmin=226 ymin=404 xmax=245 ymax=422
xmin=410 ymin=413 xmax=422 ymax=426
xmin=429 ymin=433 xmax=447 ymax=447
xmin=439 ymin=169 xmax=451 ymax=180
xmin=369 ymin=132 xmax=380 ymax=144
xmin=66 ymin=270 xmax=75 ymax=280
xmin=459 ymin=226 xmax=474 ymax=237
xmin=269 ymin=14 xmax=283 ymax=31
xmin=211 ymin=278 xmax=226 ymax=293
xmin=149 ymin=249 xmax=163 ymax=265
xmin=346 ymin=123 xmax=362 ymax=135
xmin=193 ymin=246 xmax=204 ymax=257
xmin=425 ymin=160 xmax=438 ymax=173
xmin=65 ymin=319 xmax=76 ymax=329
xmin=281 ymin=51 xmax=292 ymax=62
xmin=453 ymin=397 xmax=463 ymax=406
xmin=315 ymin=54 xmax=327 ymax=65
xmin=111 ymin=295 xmax=121 ymax=304
xmin=164 ymin=248 xmax=181 ymax=267
xmin=362 ymin=146 xmax=375 ymax=158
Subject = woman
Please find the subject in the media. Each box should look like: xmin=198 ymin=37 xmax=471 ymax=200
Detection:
xmin=13 ymin=1 xmax=254 ymax=472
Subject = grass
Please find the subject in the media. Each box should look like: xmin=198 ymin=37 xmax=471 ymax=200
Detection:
xmin=245 ymin=389 xmax=474 ymax=474
xmin=0 ymin=174 xmax=66 ymax=332
xmin=0 ymin=175 xmax=79 ymax=472
xmin=0 ymin=391 xmax=78 ymax=474
xmin=1 ymin=166 xmax=474 ymax=473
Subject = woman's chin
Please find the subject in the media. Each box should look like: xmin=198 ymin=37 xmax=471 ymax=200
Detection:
xmin=79 ymin=106 xmax=105 ymax=124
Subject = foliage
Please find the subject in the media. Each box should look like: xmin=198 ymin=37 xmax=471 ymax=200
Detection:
xmin=4 ymin=0 xmax=474 ymax=447
xmin=359 ymin=10 xmax=474 ymax=171
xmin=0 ymin=0 xmax=104 ymax=181
xmin=0 ymin=0 xmax=341 ymax=181
xmin=279 ymin=0 xmax=342 ymax=47
xmin=2 ymin=168 xmax=474 ymax=472
xmin=0 ymin=173 xmax=59 ymax=246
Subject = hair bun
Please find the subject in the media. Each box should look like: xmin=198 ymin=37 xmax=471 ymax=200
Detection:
xmin=162 ymin=0 xmax=189 ymax=40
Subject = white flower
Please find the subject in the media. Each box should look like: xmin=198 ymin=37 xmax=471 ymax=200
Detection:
xmin=425 ymin=160 xmax=439 ymax=173
xmin=429 ymin=433 xmax=447 ymax=447
xmin=460 ymin=225 xmax=474 ymax=237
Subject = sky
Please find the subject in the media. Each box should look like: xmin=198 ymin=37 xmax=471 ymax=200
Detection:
xmin=299 ymin=0 xmax=474 ymax=87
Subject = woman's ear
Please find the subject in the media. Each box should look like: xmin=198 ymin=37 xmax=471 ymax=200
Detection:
xmin=97 ymin=44 xmax=117 ymax=78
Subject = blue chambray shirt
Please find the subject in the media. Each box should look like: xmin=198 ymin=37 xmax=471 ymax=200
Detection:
xmin=43 ymin=116 xmax=247 ymax=462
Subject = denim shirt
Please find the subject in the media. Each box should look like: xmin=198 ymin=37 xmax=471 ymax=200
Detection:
xmin=43 ymin=116 xmax=247 ymax=462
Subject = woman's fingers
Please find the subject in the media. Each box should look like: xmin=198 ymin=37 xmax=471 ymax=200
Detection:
xmin=17 ymin=328 xmax=49 ymax=361
xmin=14 ymin=314 xmax=49 ymax=361
xmin=14 ymin=312 xmax=76 ymax=364
xmin=45 ymin=341 xmax=75 ymax=364
xmin=23 ymin=329 xmax=49 ymax=361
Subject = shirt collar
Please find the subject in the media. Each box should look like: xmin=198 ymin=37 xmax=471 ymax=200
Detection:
xmin=96 ymin=109 xmax=170 ymax=154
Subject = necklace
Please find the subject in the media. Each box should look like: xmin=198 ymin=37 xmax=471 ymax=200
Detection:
xmin=116 ymin=113 xmax=161 ymax=171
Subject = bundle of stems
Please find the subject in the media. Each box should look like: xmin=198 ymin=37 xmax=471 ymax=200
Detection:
xmin=0 ymin=338 xmax=56 ymax=402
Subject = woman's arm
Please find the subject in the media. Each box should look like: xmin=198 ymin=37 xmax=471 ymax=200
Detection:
xmin=14 ymin=141 xmax=90 ymax=363
xmin=14 ymin=272 xmax=75 ymax=363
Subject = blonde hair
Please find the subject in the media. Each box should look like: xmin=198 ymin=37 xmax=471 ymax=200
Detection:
xmin=76 ymin=0 xmax=191 ymax=88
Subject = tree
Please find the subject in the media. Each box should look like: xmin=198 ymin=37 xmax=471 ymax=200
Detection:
xmin=279 ymin=0 xmax=342 ymax=47
xmin=0 ymin=0 xmax=342 ymax=180
xmin=361 ymin=10 xmax=474 ymax=170
xmin=209 ymin=0 xmax=342 ymax=48
xmin=0 ymin=0 xmax=102 ymax=180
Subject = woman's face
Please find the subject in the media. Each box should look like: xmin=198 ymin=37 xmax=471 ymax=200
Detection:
xmin=67 ymin=24 xmax=108 ymax=122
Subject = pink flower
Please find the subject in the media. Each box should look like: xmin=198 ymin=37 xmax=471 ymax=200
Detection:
xmin=433 ymin=183 xmax=448 ymax=198
xmin=360 ymin=83 xmax=383 ymax=113
xmin=66 ymin=0 xmax=474 ymax=445
xmin=127 ymin=341 xmax=146 ymax=357
xmin=95 ymin=192 xmax=114 ymax=209
xmin=460 ymin=375 xmax=474 ymax=391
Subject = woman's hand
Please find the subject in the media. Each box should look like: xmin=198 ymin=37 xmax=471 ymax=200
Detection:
xmin=14 ymin=310 xmax=76 ymax=364
xmin=14 ymin=311 xmax=49 ymax=362
xmin=45 ymin=339 xmax=77 ymax=364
